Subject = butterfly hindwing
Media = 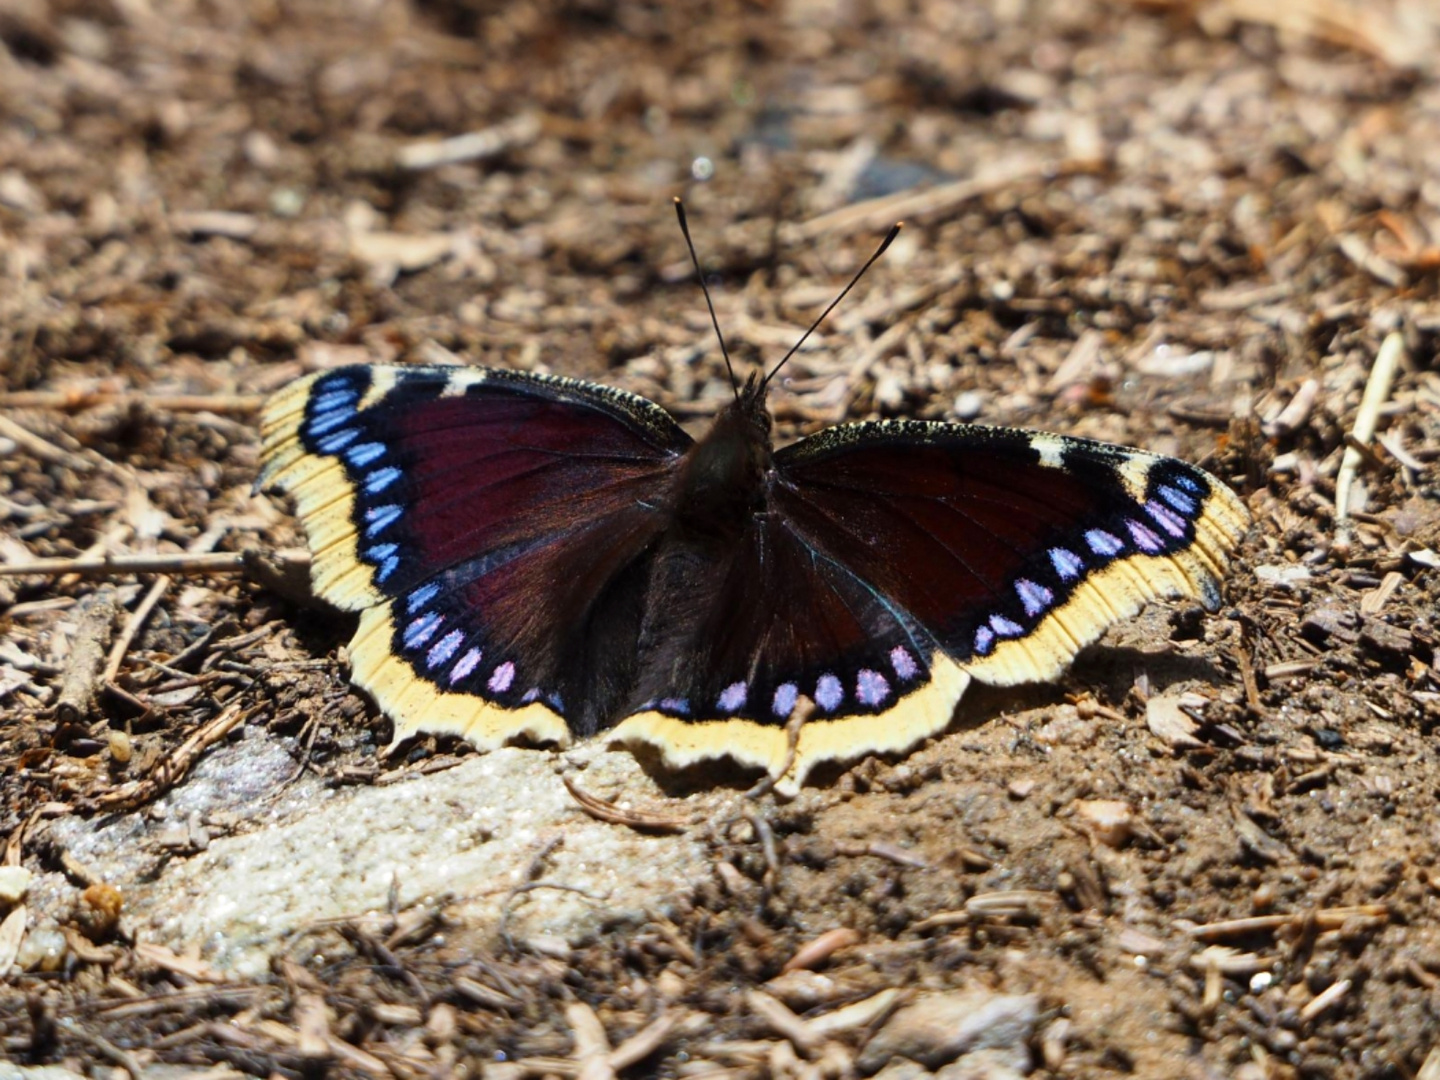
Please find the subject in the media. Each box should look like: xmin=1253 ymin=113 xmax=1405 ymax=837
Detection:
xmin=260 ymin=364 xmax=692 ymax=748
xmin=611 ymin=503 xmax=973 ymax=784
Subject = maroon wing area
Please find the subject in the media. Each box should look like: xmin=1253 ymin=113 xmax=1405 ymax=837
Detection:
xmin=386 ymin=391 xmax=680 ymax=577
xmin=293 ymin=365 xmax=690 ymax=734
xmin=773 ymin=438 xmax=1099 ymax=638
xmin=770 ymin=422 xmax=1227 ymax=664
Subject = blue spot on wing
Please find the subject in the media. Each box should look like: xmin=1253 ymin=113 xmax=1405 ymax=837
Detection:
xmin=365 ymin=467 xmax=402 ymax=494
xmin=312 ymin=389 xmax=357 ymax=412
xmin=346 ymin=442 xmax=386 ymax=468
xmin=307 ymin=410 xmax=352 ymax=436
xmin=408 ymin=582 xmax=440 ymax=612
xmin=365 ymin=505 xmax=402 ymax=537
xmin=317 ymin=428 xmax=360 ymax=454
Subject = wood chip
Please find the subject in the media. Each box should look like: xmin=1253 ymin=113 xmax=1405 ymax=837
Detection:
xmin=1337 ymin=332 xmax=1405 ymax=542
xmin=396 ymin=112 xmax=541 ymax=170
xmin=965 ymin=890 xmax=1056 ymax=919
xmin=1360 ymin=570 xmax=1405 ymax=615
xmin=1299 ymin=978 xmax=1352 ymax=1023
xmin=1146 ymin=691 xmax=1204 ymax=750
xmin=807 ymin=988 xmax=904 ymax=1038
xmin=609 ymin=1011 xmax=682 ymax=1071
xmin=744 ymin=989 xmax=821 ymax=1056
xmin=55 ymin=586 xmax=121 ymax=724
xmin=133 ymin=941 xmax=228 ymax=982
xmin=781 ymin=927 xmax=861 ymax=973
xmin=1074 ymin=799 xmax=1134 ymax=848
xmin=348 ymin=231 xmax=456 ymax=274
xmin=0 ymin=903 xmax=26 ymax=973
xmin=171 ymin=210 xmax=261 ymax=239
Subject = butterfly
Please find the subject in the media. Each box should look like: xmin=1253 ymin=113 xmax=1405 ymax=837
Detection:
xmin=258 ymin=211 xmax=1249 ymax=791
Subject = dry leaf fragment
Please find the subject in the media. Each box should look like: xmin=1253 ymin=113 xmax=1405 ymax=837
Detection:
xmin=1145 ymin=692 xmax=1204 ymax=750
xmin=0 ymin=903 xmax=27 ymax=973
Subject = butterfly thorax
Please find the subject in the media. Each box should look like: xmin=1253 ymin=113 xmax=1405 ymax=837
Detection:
xmin=671 ymin=385 xmax=773 ymax=539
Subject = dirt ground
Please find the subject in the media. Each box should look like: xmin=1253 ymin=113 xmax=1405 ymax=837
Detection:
xmin=3 ymin=0 xmax=1440 ymax=1077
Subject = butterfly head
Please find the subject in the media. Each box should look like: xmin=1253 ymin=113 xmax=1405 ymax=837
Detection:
xmin=737 ymin=370 xmax=773 ymax=437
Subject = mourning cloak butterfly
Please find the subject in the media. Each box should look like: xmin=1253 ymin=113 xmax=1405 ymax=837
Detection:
xmin=259 ymin=221 xmax=1249 ymax=790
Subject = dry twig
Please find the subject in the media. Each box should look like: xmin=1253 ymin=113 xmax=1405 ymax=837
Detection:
xmin=55 ymin=586 xmax=121 ymax=724
xmin=397 ymin=112 xmax=541 ymax=170
xmin=785 ymin=155 xmax=1066 ymax=241
xmin=0 ymin=391 xmax=263 ymax=414
xmin=0 ymin=551 xmax=249 ymax=579
xmin=1336 ymin=332 xmax=1404 ymax=543
xmin=95 ymin=702 xmax=251 ymax=810
xmin=746 ymin=697 xmax=813 ymax=799
xmin=1186 ymin=905 xmax=1389 ymax=941
xmin=561 ymin=774 xmax=688 ymax=833
xmin=95 ymin=524 xmax=229 ymax=694
xmin=0 ymin=413 xmax=93 ymax=472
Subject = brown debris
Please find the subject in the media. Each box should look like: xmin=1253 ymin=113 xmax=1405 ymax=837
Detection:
xmin=561 ymin=774 xmax=689 ymax=833
xmin=54 ymin=586 xmax=120 ymax=724
xmin=780 ymin=927 xmax=862 ymax=974
xmin=94 ymin=702 xmax=250 ymax=811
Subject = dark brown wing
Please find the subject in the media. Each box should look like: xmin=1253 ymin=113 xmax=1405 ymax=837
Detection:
xmin=260 ymin=364 xmax=691 ymax=747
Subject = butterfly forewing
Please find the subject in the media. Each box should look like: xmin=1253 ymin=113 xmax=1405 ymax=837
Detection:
xmin=260 ymin=364 xmax=691 ymax=746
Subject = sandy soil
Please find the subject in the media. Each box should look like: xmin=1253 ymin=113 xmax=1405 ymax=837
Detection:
xmin=2 ymin=1 xmax=1440 ymax=1078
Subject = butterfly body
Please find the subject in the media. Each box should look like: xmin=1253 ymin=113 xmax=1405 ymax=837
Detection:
xmin=260 ymin=362 xmax=1249 ymax=789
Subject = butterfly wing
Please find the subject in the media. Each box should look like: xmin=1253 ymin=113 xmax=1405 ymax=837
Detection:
xmin=259 ymin=364 xmax=692 ymax=748
xmin=610 ymin=421 xmax=1248 ymax=788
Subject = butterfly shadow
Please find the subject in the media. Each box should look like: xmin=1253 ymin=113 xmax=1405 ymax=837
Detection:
xmin=1067 ymin=641 xmax=1233 ymax=701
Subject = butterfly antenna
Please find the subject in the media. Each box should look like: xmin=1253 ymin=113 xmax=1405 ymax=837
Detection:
xmin=761 ymin=221 xmax=903 ymax=392
xmin=673 ymin=197 xmax=740 ymax=402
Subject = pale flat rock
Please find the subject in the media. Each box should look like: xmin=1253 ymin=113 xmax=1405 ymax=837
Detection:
xmin=857 ymin=990 xmax=1038 ymax=1074
xmin=0 ymin=1067 xmax=87 ymax=1080
xmin=868 ymin=1062 xmax=929 ymax=1080
xmin=41 ymin=731 xmax=725 ymax=978
xmin=934 ymin=1048 xmax=1028 ymax=1080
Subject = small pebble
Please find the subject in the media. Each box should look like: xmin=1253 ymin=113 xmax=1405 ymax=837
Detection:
xmin=17 ymin=927 xmax=68 ymax=973
xmin=79 ymin=883 xmax=123 ymax=941
xmin=0 ymin=866 xmax=32 ymax=905
xmin=1074 ymin=799 xmax=1134 ymax=848
xmin=952 ymin=390 xmax=985 ymax=420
